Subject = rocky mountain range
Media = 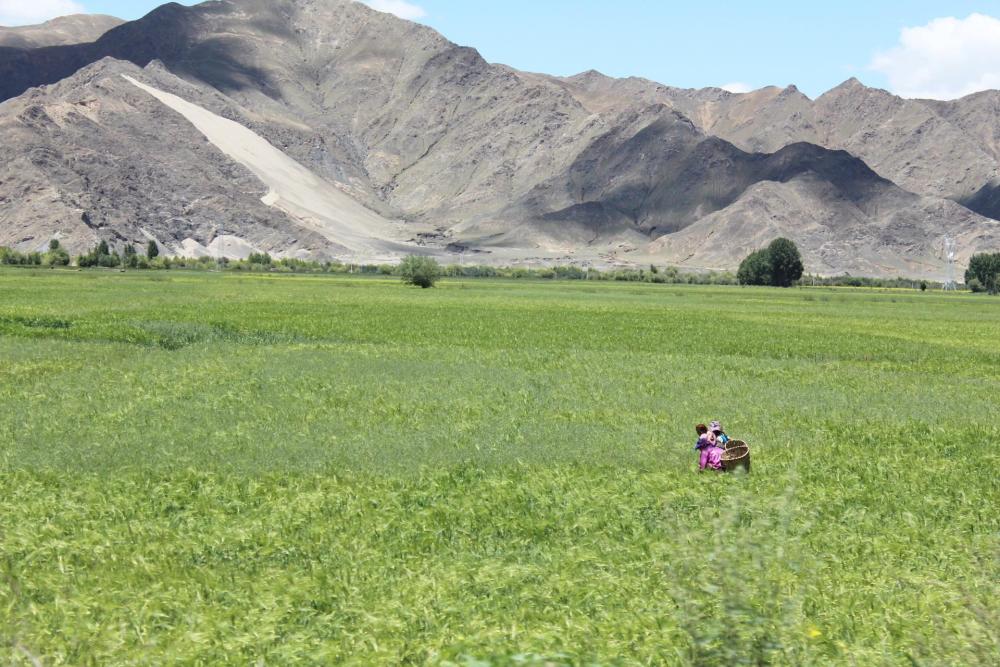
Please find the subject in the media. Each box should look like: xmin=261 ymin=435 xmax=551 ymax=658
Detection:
xmin=2 ymin=0 xmax=999 ymax=278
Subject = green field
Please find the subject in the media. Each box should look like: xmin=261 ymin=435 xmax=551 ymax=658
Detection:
xmin=1 ymin=269 xmax=997 ymax=665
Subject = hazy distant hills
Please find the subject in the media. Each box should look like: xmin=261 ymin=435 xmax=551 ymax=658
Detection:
xmin=1 ymin=0 xmax=998 ymax=278
xmin=0 ymin=14 xmax=123 ymax=49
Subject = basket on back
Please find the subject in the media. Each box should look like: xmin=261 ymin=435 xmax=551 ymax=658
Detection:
xmin=721 ymin=440 xmax=751 ymax=473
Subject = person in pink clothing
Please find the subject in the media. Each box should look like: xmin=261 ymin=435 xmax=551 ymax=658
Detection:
xmin=695 ymin=423 xmax=724 ymax=471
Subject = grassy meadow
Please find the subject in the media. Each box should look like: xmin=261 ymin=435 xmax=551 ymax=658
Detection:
xmin=0 ymin=269 xmax=997 ymax=665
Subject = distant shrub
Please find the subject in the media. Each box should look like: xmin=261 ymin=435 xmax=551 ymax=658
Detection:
xmin=553 ymin=265 xmax=586 ymax=280
xmin=399 ymin=255 xmax=441 ymax=289
xmin=44 ymin=249 xmax=71 ymax=267
xmin=146 ymin=241 xmax=160 ymax=260
xmin=805 ymin=274 xmax=938 ymax=290
xmin=37 ymin=240 xmax=70 ymax=267
xmin=247 ymin=252 xmax=273 ymax=266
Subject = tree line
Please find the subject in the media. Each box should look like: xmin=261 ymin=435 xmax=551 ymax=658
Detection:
xmin=77 ymin=240 xmax=160 ymax=268
xmin=0 ymin=239 xmax=71 ymax=267
xmin=3 ymin=238 xmax=999 ymax=293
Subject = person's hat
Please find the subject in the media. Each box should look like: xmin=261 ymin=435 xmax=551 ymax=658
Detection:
xmin=710 ymin=421 xmax=723 ymax=433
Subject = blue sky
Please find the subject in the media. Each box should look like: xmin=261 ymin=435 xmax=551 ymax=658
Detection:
xmin=5 ymin=1 xmax=1000 ymax=99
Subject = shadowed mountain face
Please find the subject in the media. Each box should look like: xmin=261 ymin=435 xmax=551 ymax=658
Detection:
xmin=521 ymin=115 xmax=900 ymax=238
xmin=552 ymin=72 xmax=1000 ymax=209
xmin=962 ymin=182 xmax=1000 ymax=222
xmin=1 ymin=0 xmax=999 ymax=277
xmin=0 ymin=14 xmax=123 ymax=49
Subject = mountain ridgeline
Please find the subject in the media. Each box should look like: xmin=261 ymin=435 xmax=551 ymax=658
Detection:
xmin=1 ymin=0 xmax=999 ymax=278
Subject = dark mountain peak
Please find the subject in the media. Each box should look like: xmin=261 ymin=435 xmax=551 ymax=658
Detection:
xmin=769 ymin=141 xmax=867 ymax=170
xmin=763 ymin=142 xmax=894 ymax=200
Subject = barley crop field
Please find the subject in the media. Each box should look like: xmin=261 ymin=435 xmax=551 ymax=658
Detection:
xmin=0 ymin=269 xmax=997 ymax=666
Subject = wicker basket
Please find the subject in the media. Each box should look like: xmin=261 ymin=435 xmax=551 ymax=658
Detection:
xmin=721 ymin=441 xmax=751 ymax=473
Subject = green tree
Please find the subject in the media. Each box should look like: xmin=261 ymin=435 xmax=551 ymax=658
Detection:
xmin=965 ymin=252 xmax=1000 ymax=295
xmin=77 ymin=241 xmax=118 ymax=268
xmin=146 ymin=240 xmax=160 ymax=260
xmin=122 ymin=244 xmax=140 ymax=269
xmin=45 ymin=239 xmax=70 ymax=265
xmin=738 ymin=239 xmax=805 ymax=287
xmin=737 ymin=249 xmax=772 ymax=286
xmin=399 ymin=255 xmax=441 ymax=289
xmin=767 ymin=238 xmax=805 ymax=287
xmin=44 ymin=243 xmax=71 ymax=267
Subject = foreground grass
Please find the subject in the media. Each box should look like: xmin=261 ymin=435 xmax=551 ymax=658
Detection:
xmin=1 ymin=269 xmax=998 ymax=665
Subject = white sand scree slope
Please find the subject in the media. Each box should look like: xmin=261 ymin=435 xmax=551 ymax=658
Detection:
xmin=123 ymin=75 xmax=407 ymax=256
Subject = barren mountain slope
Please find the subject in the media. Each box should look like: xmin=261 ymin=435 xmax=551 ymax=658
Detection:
xmin=0 ymin=14 xmax=123 ymax=49
xmin=0 ymin=0 xmax=609 ymax=229
xmin=924 ymin=91 xmax=1000 ymax=163
xmin=644 ymin=178 xmax=998 ymax=280
xmin=921 ymin=91 xmax=1000 ymax=220
xmin=0 ymin=58 xmax=412 ymax=258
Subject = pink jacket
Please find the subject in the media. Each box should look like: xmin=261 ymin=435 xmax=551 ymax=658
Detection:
xmin=696 ymin=434 xmax=724 ymax=471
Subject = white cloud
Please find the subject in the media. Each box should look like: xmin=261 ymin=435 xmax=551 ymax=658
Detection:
xmin=870 ymin=13 xmax=1000 ymax=99
xmin=361 ymin=0 xmax=427 ymax=21
xmin=0 ymin=0 xmax=84 ymax=26
xmin=721 ymin=82 xmax=753 ymax=94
